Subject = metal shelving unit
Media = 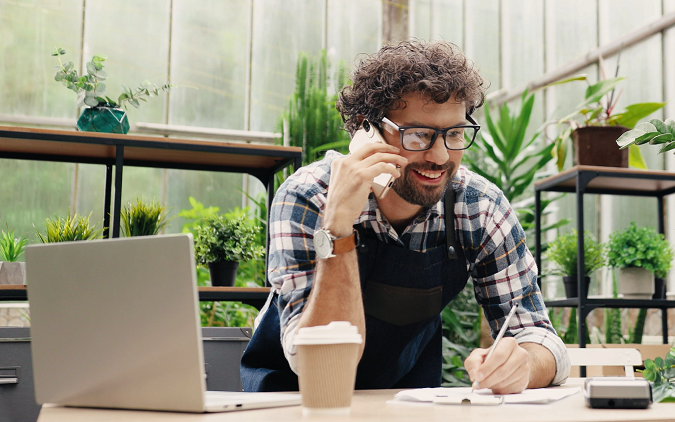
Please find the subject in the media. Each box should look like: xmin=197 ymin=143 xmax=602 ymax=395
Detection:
xmin=0 ymin=125 xmax=302 ymax=304
xmin=534 ymin=166 xmax=675 ymax=375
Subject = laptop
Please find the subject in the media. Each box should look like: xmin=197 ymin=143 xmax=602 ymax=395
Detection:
xmin=25 ymin=234 xmax=300 ymax=413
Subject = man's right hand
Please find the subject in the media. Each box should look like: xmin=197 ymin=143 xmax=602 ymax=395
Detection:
xmin=322 ymin=143 xmax=407 ymax=237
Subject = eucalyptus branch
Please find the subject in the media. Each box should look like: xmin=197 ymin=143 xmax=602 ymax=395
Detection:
xmin=51 ymin=46 xmax=172 ymax=110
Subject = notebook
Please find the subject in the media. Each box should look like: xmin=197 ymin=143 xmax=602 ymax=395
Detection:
xmin=25 ymin=234 xmax=300 ymax=413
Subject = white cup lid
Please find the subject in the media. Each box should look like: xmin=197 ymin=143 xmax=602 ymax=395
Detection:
xmin=293 ymin=321 xmax=363 ymax=345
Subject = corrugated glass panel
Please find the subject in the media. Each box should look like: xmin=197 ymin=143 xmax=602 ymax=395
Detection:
xmin=326 ymin=0 xmax=381 ymax=78
xmin=0 ymin=0 xmax=83 ymax=117
xmin=249 ymin=0 xmax=323 ymax=132
xmin=465 ymin=0 xmax=500 ymax=93
xmin=169 ymin=0 xmax=250 ymax=129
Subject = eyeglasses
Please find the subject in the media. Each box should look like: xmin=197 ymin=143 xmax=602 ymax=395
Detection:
xmin=380 ymin=114 xmax=480 ymax=151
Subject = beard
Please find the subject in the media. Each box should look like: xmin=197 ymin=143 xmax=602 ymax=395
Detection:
xmin=391 ymin=161 xmax=455 ymax=207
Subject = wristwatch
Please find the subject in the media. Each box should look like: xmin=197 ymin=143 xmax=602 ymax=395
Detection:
xmin=313 ymin=228 xmax=359 ymax=259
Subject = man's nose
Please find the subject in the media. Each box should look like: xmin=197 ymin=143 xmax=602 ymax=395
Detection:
xmin=423 ymin=135 xmax=450 ymax=165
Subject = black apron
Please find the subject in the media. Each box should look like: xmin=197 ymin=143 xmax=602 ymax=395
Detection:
xmin=240 ymin=189 xmax=469 ymax=391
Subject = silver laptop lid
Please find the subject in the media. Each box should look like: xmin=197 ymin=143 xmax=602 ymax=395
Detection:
xmin=26 ymin=234 xmax=207 ymax=412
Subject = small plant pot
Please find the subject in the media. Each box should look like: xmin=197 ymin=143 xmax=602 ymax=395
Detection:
xmin=619 ymin=267 xmax=655 ymax=299
xmin=572 ymin=126 xmax=630 ymax=168
xmin=653 ymin=277 xmax=667 ymax=299
xmin=562 ymin=276 xmax=590 ymax=298
xmin=207 ymin=260 xmax=239 ymax=287
xmin=77 ymin=106 xmax=130 ymax=134
xmin=0 ymin=262 xmax=26 ymax=285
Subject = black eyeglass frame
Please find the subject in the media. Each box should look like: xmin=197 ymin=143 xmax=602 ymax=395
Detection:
xmin=380 ymin=113 xmax=481 ymax=151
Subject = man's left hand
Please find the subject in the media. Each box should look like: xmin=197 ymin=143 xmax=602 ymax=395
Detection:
xmin=464 ymin=337 xmax=529 ymax=394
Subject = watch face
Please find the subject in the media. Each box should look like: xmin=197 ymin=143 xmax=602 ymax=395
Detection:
xmin=314 ymin=230 xmax=333 ymax=258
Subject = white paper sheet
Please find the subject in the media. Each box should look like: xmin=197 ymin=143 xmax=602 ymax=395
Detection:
xmin=392 ymin=387 xmax=580 ymax=405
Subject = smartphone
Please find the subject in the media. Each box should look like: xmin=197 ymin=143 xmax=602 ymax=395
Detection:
xmin=348 ymin=119 xmax=395 ymax=199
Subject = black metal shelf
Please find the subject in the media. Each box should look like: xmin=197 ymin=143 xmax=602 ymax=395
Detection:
xmin=545 ymin=298 xmax=675 ymax=309
xmin=534 ymin=166 xmax=675 ymax=370
xmin=0 ymin=286 xmax=271 ymax=310
xmin=0 ymin=126 xmax=302 ymax=302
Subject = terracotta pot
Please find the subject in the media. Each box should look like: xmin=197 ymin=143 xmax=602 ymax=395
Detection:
xmin=207 ymin=260 xmax=239 ymax=287
xmin=562 ymin=275 xmax=591 ymax=298
xmin=572 ymin=126 xmax=630 ymax=168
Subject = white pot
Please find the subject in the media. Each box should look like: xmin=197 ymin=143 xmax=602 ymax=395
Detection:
xmin=0 ymin=261 xmax=26 ymax=285
xmin=619 ymin=267 xmax=654 ymax=299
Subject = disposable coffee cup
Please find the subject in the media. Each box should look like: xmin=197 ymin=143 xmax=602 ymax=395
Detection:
xmin=293 ymin=321 xmax=363 ymax=416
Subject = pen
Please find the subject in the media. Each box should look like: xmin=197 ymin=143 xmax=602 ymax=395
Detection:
xmin=471 ymin=303 xmax=519 ymax=392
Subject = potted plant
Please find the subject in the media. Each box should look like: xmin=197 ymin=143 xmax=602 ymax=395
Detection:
xmin=0 ymin=226 xmax=28 ymax=285
xmin=120 ymin=198 xmax=172 ymax=237
xmin=546 ymin=230 xmax=606 ymax=298
xmin=51 ymin=47 xmax=173 ymax=134
xmin=546 ymin=70 xmax=665 ymax=170
xmin=194 ymin=215 xmax=264 ymax=287
xmin=34 ymin=211 xmax=104 ymax=243
xmin=607 ymin=222 xmax=672 ymax=299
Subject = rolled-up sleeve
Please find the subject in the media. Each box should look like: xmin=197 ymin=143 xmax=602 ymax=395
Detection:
xmin=265 ymin=155 xmax=336 ymax=374
xmin=461 ymin=178 xmax=570 ymax=385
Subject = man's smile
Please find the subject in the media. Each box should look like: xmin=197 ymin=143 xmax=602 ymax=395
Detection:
xmin=413 ymin=169 xmax=446 ymax=181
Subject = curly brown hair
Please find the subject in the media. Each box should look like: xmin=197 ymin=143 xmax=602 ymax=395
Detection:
xmin=337 ymin=39 xmax=486 ymax=134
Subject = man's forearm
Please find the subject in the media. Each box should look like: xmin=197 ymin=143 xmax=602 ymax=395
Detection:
xmin=296 ymin=250 xmax=366 ymax=358
xmin=521 ymin=343 xmax=556 ymax=388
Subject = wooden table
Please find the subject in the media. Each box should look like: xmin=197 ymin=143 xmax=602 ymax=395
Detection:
xmin=0 ymin=125 xmax=302 ymax=239
xmin=36 ymin=383 xmax=675 ymax=422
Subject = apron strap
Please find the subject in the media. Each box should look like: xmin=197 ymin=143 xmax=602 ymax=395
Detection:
xmin=445 ymin=187 xmax=458 ymax=260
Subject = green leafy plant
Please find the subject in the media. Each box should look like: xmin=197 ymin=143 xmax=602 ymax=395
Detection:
xmin=178 ymin=197 xmax=221 ymax=235
xmin=0 ymin=226 xmax=28 ymax=262
xmin=276 ymin=49 xmax=349 ymax=182
xmin=34 ymin=211 xmax=103 ymax=243
xmin=641 ymin=346 xmax=675 ymax=403
xmin=120 ymin=198 xmax=172 ymax=237
xmin=441 ymin=280 xmax=480 ymax=387
xmin=194 ymin=215 xmax=264 ymax=265
xmin=465 ymin=90 xmax=554 ymax=203
xmin=546 ymin=73 xmax=665 ymax=171
xmin=546 ymin=230 xmax=606 ymax=277
xmin=607 ymin=222 xmax=672 ymax=272
xmin=51 ymin=47 xmax=173 ymax=109
xmin=463 ymin=90 xmax=569 ymax=254
xmin=616 ymin=118 xmax=675 ymax=153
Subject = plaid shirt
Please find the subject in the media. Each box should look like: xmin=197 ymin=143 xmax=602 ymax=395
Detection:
xmin=266 ymin=150 xmax=570 ymax=385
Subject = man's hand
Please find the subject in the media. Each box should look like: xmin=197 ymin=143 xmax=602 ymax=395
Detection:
xmin=464 ymin=340 xmax=557 ymax=394
xmin=464 ymin=337 xmax=530 ymax=394
xmin=322 ymin=143 xmax=407 ymax=237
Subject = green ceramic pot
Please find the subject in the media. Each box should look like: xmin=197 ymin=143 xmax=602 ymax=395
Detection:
xmin=77 ymin=106 xmax=130 ymax=134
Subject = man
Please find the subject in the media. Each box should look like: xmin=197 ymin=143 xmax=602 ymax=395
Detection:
xmin=241 ymin=39 xmax=570 ymax=393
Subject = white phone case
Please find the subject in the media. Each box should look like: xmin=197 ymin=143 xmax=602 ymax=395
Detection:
xmin=348 ymin=120 xmax=395 ymax=198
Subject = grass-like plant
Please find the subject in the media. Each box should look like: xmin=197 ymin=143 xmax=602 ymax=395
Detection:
xmin=546 ymin=230 xmax=606 ymax=276
xmin=121 ymin=198 xmax=172 ymax=237
xmin=607 ymin=222 xmax=672 ymax=272
xmin=194 ymin=216 xmax=264 ymax=265
xmin=34 ymin=211 xmax=103 ymax=243
xmin=0 ymin=226 xmax=28 ymax=262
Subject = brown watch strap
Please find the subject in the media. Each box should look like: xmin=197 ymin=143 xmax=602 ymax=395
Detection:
xmin=332 ymin=230 xmax=359 ymax=255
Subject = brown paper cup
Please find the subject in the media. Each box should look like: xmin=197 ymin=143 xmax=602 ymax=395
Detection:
xmin=296 ymin=342 xmax=360 ymax=415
